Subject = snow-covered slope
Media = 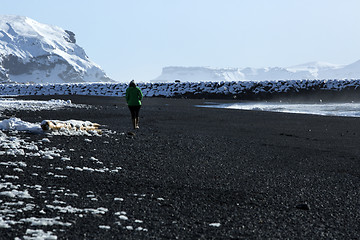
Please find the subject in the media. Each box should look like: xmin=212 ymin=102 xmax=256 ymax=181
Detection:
xmin=319 ymin=60 xmax=360 ymax=80
xmin=152 ymin=60 xmax=360 ymax=83
xmin=0 ymin=15 xmax=112 ymax=83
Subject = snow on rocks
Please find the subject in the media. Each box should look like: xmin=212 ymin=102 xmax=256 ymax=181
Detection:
xmin=0 ymin=129 xmax=47 ymax=158
xmin=0 ymin=79 xmax=359 ymax=99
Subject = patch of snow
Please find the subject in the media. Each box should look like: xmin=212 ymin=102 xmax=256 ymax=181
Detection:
xmin=119 ymin=215 xmax=129 ymax=221
xmin=0 ymin=98 xmax=76 ymax=116
xmin=0 ymin=189 xmax=33 ymax=199
xmin=209 ymin=222 xmax=221 ymax=227
xmin=99 ymin=225 xmax=111 ymax=230
xmin=41 ymin=138 xmax=51 ymax=143
xmin=22 ymin=229 xmax=57 ymax=240
xmin=4 ymin=175 xmax=19 ymax=179
xmin=0 ymin=117 xmax=42 ymax=133
xmin=0 ymin=217 xmax=10 ymax=228
xmin=20 ymin=217 xmax=71 ymax=226
xmin=126 ymin=226 xmax=134 ymax=230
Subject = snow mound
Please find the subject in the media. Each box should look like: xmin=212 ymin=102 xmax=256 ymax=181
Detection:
xmin=0 ymin=117 xmax=42 ymax=133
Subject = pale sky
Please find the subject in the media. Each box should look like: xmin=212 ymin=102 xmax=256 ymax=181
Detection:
xmin=1 ymin=0 xmax=360 ymax=82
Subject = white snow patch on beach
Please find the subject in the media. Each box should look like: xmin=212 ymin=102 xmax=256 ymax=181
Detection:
xmin=21 ymin=229 xmax=58 ymax=240
xmin=0 ymin=217 xmax=10 ymax=228
xmin=0 ymin=190 xmax=33 ymax=199
xmin=0 ymin=98 xmax=75 ymax=115
xmin=209 ymin=222 xmax=221 ymax=227
xmin=0 ymin=117 xmax=42 ymax=133
xmin=99 ymin=225 xmax=111 ymax=230
xmin=20 ymin=217 xmax=71 ymax=226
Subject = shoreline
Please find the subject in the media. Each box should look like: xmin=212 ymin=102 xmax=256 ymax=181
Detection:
xmin=1 ymin=96 xmax=360 ymax=239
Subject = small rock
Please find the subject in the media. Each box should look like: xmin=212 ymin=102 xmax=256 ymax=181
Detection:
xmin=296 ymin=203 xmax=310 ymax=211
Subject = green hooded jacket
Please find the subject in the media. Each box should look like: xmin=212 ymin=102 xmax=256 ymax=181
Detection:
xmin=126 ymin=86 xmax=143 ymax=106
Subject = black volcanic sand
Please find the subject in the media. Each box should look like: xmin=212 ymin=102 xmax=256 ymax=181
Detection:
xmin=1 ymin=95 xmax=360 ymax=239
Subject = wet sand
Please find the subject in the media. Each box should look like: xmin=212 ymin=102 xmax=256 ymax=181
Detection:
xmin=1 ymin=95 xmax=360 ymax=239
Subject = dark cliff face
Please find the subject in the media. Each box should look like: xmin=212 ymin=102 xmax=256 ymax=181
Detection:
xmin=64 ymin=30 xmax=76 ymax=44
xmin=2 ymin=54 xmax=43 ymax=75
xmin=1 ymin=54 xmax=81 ymax=81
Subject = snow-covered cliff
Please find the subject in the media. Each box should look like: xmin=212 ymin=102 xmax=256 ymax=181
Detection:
xmin=0 ymin=15 xmax=112 ymax=83
xmin=152 ymin=66 xmax=245 ymax=82
xmin=152 ymin=61 xmax=360 ymax=83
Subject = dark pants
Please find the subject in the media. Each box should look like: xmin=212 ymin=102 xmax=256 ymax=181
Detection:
xmin=128 ymin=105 xmax=141 ymax=119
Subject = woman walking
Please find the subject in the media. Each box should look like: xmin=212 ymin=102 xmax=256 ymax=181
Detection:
xmin=126 ymin=80 xmax=143 ymax=129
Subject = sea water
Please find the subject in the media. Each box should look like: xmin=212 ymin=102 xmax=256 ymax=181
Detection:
xmin=197 ymin=102 xmax=360 ymax=118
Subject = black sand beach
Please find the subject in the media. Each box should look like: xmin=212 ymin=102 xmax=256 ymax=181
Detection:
xmin=1 ymin=95 xmax=360 ymax=239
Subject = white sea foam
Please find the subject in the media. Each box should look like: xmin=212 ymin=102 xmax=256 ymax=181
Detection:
xmin=198 ymin=102 xmax=360 ymax=118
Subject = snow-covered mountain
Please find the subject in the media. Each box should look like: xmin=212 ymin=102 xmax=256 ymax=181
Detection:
xmin=152 ymin=61 xmax=360 ymax=83
xmin=0 ymin=15 xmax=112 ymax=83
